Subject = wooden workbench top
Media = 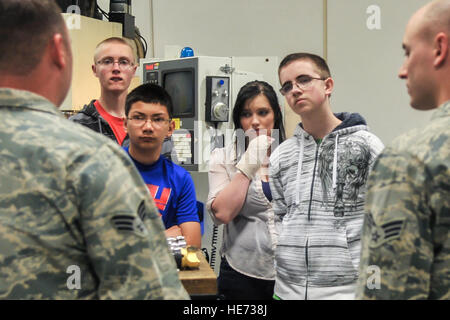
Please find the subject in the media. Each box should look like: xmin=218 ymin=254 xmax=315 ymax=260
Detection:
xmin=178 ymin=252 xmax=217 ymax=296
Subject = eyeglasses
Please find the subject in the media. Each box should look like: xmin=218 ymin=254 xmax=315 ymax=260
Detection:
xmin=96 ymin=58 xmax=134 ymax=70
xmin=127 ymin=116 xmax=171 ymax=128
xmin=279 ymin=75 xmax=328 ymax=95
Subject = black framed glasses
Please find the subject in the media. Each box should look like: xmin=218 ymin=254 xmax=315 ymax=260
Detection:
xmin=96 ymin=57 xmax=134 ymax=70
xmin=279 ymin=75 xmax=327 ymax=95
xmin=127 ymin=116 xmax=171 ymax=128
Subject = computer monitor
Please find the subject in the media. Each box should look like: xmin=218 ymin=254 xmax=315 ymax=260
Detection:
xmin=162 ymin=69 xmax=195 ymax=118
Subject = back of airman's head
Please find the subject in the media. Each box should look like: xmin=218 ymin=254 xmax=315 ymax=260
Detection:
xmin=0 ymin=0 xmax=69 ymax=76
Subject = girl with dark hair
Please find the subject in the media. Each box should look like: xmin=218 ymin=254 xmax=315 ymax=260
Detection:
xmin=207 ymin=80 xmax=285 ymax=300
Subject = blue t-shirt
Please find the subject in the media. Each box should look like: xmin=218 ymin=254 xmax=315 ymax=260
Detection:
xmin=123 ymin=147 xmax=199 ymax=229
xmin=261 ymin=181 xmax=272 ymax=202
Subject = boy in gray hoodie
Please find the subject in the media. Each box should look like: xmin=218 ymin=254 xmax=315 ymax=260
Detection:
xmin=269 ymin=53 xmax=384 ymax=299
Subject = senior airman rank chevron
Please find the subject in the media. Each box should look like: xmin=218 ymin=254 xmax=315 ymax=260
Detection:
xmin=367 ymin=213 xmax=406 ymax=248
xmin=111 ymin=201 xmax=149 ymax=237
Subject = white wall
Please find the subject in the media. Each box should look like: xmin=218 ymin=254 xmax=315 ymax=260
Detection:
xmin=151 ymin=0 xmax=324 ymax=59
xmin=93 ymin=0 xmax=434 ymax=145
xmin=143 ymin=0 xmax=434 ymax=146
xmin=327 ymin=0 xmax=432 ymax=144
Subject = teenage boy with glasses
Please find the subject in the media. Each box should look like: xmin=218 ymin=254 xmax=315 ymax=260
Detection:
xmin=269 ymin=53 xmax=384 ymax=300
xmin=70 ymin=37 xmax=137 ymax=146
xmin=70 ymin=37 xmax=176 ymax=160
xmin=123 ymin=83 xmax=201 ymax=247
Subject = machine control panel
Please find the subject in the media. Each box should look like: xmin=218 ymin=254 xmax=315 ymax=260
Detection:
xmin=205 ymin=76 xmax=230 ymax=122
xmin=145 ymin=71 xmax=159 ymax=84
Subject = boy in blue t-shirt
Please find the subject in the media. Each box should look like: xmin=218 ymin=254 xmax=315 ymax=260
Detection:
xmin=123 ymin=83 xmax=201 ymax=247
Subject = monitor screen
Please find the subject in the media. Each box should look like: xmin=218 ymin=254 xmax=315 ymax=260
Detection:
xmin=163 ymin=69 xmax=195 ymax=118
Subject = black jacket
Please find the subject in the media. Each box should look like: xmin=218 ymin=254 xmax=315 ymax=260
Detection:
xmin=69 ymin=100 xmax=119 ymax=142
xmin=69 ymin=100 xmax=177 ymax=161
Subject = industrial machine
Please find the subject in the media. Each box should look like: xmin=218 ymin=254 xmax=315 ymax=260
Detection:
xmin=57 ymin=1 xmax=145 ymax=54
xmin=141 ymin=56 xmax=281 ymax=172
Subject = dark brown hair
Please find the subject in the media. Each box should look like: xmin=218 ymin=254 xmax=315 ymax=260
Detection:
xmin=232 ymin=80 xmax=286 ymax=143
xmin=279 ymin=53 xmax=331 ymax=79
xmin=0 ymin=0 xmax=67 ymax=75
xmin=125 ymin=83 xmax=173 ymax=119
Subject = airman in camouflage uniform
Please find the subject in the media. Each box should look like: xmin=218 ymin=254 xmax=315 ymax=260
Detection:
xmin=357 ymin=0 xmax=450 ymax=300
xmin=0 ymin=0 xmax=189 ymax=299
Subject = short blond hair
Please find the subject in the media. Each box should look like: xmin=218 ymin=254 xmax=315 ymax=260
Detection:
xmin=93 ymin=37 xmax=135 ymax=63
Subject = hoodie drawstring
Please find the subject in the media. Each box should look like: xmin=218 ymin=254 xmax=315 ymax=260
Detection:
xmin=295 ymin=132 xmax=304 ymax=205
xmin=332 ymin=134 xmax=339 ymax=190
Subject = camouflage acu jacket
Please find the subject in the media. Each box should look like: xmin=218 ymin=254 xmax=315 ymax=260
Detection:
xmin=0 ymin=88 xmax=189 ymax=300
xmin=357 ymin=101 xmax=450 ymax=300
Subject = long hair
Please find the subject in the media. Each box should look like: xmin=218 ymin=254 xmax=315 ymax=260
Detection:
xmin=232 ymin=80 xmax=286 ymax=143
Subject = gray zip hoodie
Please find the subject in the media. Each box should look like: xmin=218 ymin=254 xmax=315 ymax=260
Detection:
xmin=269 ymin=112 xmax=384 ymax=299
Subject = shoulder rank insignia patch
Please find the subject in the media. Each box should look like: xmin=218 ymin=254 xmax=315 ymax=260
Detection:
xmin=367 ymin=213 xmax=406 ymax=248
xmin=111 ymin=201 xmax=149 ymax=237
